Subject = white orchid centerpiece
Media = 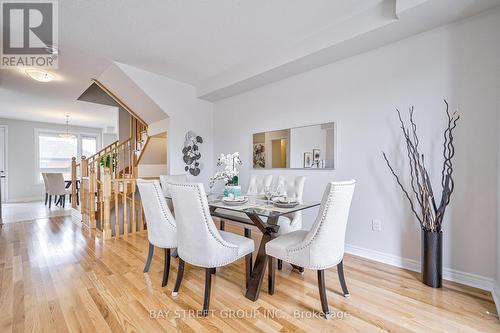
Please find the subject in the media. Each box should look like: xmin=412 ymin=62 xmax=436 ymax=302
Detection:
xmin=209 ymin=152 xmax=243 ymax=188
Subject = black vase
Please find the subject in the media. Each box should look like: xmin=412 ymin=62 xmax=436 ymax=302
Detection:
xmin=421 ymin=230 xmax=442 ymax=288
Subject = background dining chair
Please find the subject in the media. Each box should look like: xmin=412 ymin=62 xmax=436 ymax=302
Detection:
xmin=275 ymin=175 xmax=306 ymax=270
xmin=219 ymin=174 xmax=273 ymax=237
xmin=137 ymin=179 xmax=177 ymax=287
xmin=159 ymin=174 xmax=188 ymax=214
xmin=42 ymin=173 xmax=50 ymax=206
xmin=266 ymin=180 xmax=356 ymax=318
xmin=169 ymin=182 xmax=254 ymax=316
xmin=247 ymin=174 xmax=273 ymax=195
xmin=45 ymin=173 xmax=71 ymax=208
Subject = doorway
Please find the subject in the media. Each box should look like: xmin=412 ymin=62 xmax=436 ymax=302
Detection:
xmin=0 ymin=125 xmax=7 ymax=203
xmin=271 ymin=138 xmax=287 ymax=168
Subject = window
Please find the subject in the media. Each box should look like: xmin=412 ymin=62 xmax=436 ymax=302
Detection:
xmin=36 ymin=130 xmax=100 ymax=181
xmin=82 ymin=137 xmax=97 ymax=157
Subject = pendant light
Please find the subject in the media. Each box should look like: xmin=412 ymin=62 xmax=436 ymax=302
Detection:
xmin=59 ymin=115 xmax=75 ymax=139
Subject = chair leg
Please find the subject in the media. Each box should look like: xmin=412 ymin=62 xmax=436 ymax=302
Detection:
xmin=317 ymin=270 xmax=330 ymax=318
xmin=203 ymin=268 xmax=212 ymax=317
xmin=62 ymin=195 xmax=65 ymax=208
xmin=245 ymin=253 xmax=252 ymax=289
xmin=162 ymin=249 xmax=171 ymax=287
xmin=220 ymin=220 xmax=225 ymax=231
xmin=45 ymin=193 xmax=48 ymax=205
xmin=337 ymin=260 xmax=350 ymax=297
xmin=277 ymin=259 xmax=283 ymax=270
xmin=69 ymin=194 xmax=72 ymax=203
xmin=48 ymin=195 xmax=52 ymax=208
xmin=172 ymin=258 xmax=185 ymax=296
xmin=54 ymin=195 xmax=58 ymax=204
xmin=268 ymin=256 xmax=275 ymax=295
xmin=144 ymin=243 xmax=154 ymax=273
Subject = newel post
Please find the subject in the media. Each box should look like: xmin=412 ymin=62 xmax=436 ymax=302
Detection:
xmin=81 ymin=156 xmax=88 ymax=178
xmin=102 ymin=168 xmax=112 ymax=239
xmin=71 ymin=157 xmax=77 ymax=209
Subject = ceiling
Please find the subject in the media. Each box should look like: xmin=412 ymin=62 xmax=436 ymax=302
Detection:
xmin=0 ymin=46 xmax=117 ymax=128
xmin=1 ymin=0 xmax=499 ymax=127
xmin=60 ymin=0 xmax=380 ymax=84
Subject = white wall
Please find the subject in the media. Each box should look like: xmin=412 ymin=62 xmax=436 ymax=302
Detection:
xmin=213 ymin=9 xmax=500 ymax=280
xmin=496 ymin=15 xmax=500 ymax=313
xmin=118 ymin=63 xmax=214 ymax=184
xmin=118 ymin=107 xmax=131 ymax=143
xmin=0 ymin=118 xmax=102 ymax=202
xmin=102 ymin=133 xmax=118 ymax=147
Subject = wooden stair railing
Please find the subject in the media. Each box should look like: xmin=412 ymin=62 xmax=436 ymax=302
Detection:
xmin=73 ymin=137 xmax=140 ymax=228
xmin=80 ymin=168 xmax=147 ymax=239
xmin=71 ymin=79 xmax=151 ymax=236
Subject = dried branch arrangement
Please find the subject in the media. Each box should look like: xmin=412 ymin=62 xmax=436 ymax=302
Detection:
xmin=383 ymin=100 xmax=460 ymax=232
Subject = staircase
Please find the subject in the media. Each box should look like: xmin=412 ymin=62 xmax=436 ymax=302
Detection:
xmin=70 ymin=81 xmax=152 ymax=239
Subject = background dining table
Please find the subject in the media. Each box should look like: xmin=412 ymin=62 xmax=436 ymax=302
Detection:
xmin=64 ymin=179 xmax=80 ymax=206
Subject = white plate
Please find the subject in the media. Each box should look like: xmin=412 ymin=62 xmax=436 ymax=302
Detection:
xmin=222 ymin=196 xmax=248 ymax=206
xmin=273 ymin=201 xmax=299 ymax=208
xmin=222 ymin=199 xmax=248 ymax=206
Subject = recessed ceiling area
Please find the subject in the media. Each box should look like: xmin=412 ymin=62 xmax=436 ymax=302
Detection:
xmin=59 ymin=0 xmax=380 ymax=85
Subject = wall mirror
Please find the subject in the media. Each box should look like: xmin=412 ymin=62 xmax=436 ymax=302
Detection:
xmin=252 ymin=122 xmax=337 ymax=169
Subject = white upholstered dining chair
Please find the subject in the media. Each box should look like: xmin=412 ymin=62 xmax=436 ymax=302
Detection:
xmin=266 ymin=180 xmax=356 ymax=318
xmin=274 ymin=175 xmax=306 ymax=270
xmin=137 ymin=180 xmax=177 ymax=287
xmin=169 ymin=182 xmax=255 ymax=316
xmin=45 ymin=173 xmax=71 ymax=208
xmin=247 ymin=174 xmax=273 ymax=195
xmin=42 ymin=173 xmax=50 ymax=206
xmin=159 ymin=174 xmax=188 ymax=214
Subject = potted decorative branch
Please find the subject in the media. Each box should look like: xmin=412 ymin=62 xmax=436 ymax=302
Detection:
xmin=383 ymin=100 xmax=459 ymax=288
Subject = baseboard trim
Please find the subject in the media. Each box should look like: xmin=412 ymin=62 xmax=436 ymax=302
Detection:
xmin=6 ymin=196 xmax=43 ymax=203
xmin=492 ymin=282 xmax=500 ymax=317
xmin=344 ymin=244 xmax=495 ymax=292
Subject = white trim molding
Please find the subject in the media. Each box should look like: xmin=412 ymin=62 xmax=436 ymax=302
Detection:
xmin=0 ymin=125 xmax=8 ymax=203
xmin=492 ymin=282 xmax=500 ymax=318
xmin=345 ymin=244 xmax=497 ymax=296
xmin=6 ymin=196 xmax=43 ymax=203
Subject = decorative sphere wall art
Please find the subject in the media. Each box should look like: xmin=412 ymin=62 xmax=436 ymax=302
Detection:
xmin=183 ymin=131 xmax=203 ymax=176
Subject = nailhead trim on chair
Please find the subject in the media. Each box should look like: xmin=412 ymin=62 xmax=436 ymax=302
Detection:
xmin=287 ymin=189 xmax=333 ymax=254
xmin=281 ymin=181 xmax=354 ymax=270
xmin=170 ymin=183 xmax=241 ymax=267
xmin=150 ymin=181 xmax=177 ymax=229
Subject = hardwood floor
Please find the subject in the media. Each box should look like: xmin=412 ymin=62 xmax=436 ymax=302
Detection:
xmin=1 ymin=201 xmax=70 ymax=224
xmin=0 ymin=216 xmax=498 ymax=332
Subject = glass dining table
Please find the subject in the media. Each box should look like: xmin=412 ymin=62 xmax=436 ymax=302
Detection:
xmin=165 ymin=193 xmax=320 ymax=300
xmin=206 ymin=195 xmax=320 ymax=301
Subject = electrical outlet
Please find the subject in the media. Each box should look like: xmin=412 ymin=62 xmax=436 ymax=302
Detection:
xmin=372 ymin=219 xmax=382 ymax=232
